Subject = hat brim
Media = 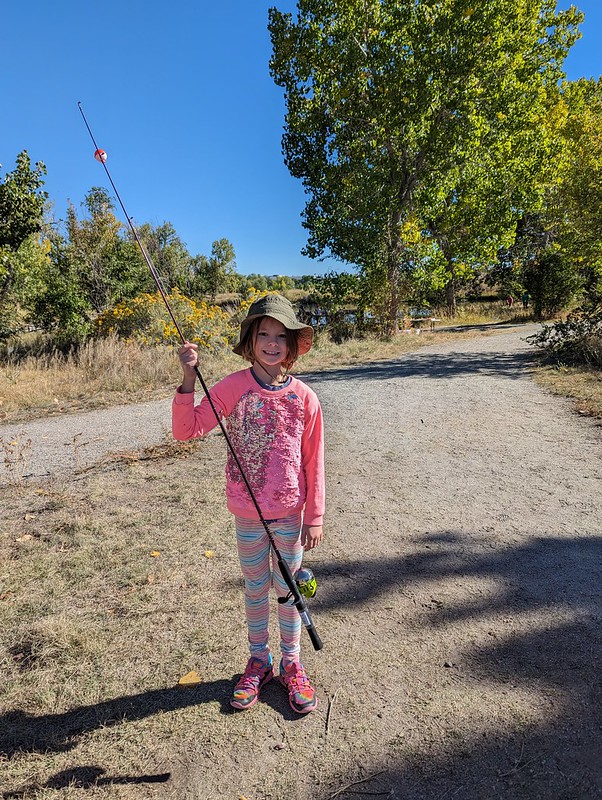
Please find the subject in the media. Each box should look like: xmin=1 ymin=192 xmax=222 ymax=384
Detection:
xmin=233 ymin=311 xmax=314 ymax=357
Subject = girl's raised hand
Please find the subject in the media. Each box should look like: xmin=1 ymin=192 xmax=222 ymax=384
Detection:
xmin=178 ymin=341 xmax=199 ymax=373
xmin=178 ymin=341 xmax=199 ymax=393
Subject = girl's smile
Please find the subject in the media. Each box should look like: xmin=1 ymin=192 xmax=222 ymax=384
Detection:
xmin=253 ymin=317 xmax=289 ymax=383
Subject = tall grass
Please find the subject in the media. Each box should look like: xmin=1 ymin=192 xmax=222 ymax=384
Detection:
xmin=0 ymin=335 xmax=239 ymax=422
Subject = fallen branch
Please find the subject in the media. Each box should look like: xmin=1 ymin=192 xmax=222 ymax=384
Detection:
xmin=325 ymin=688 xmax=340 ymax=736
xmin=329 ymin=770 xmax=386 ymax=799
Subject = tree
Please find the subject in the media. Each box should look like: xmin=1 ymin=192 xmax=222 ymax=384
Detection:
xmin=134 ymin=221 xmax=191 ymax=294
xmin=0 ymin=152 xmax=47 ymax=332
xmin=194 ymin=238 xmax=238 ymax=299
xmin=524 ymin=247 xmax=581 ymax=320
xmin=241 ymin=273 xmax=269 ymax=292
xmin=67 ymin=187 xmax=147 ymax=312
xmin=555 ymin=78 xmax=602 ymax=310
xmin=27 ymin=233 xmax=93 ymax=347
xmin=269 ymin=1 xmax=582 ymax=331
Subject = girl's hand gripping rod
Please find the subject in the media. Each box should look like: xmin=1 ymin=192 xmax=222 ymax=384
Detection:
xmin=78 ymin=102 xmax=323 ymax=651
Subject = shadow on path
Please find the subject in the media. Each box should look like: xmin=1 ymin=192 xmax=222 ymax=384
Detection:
xmin=4 ymin=767 xmax=171 ymax=798
xmin=302 ymin=347 xmax=535 ymax=385
xmin=313 ymin=530 xmax=601 ymax=799
xmin=0 ymin=679 xmax=232 ymax=758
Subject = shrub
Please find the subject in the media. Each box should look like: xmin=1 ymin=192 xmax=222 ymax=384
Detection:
xmin=528 ymin=307 xmax=602 ymax=367
xmin=95 ymin=289 xmax=234 ymax=353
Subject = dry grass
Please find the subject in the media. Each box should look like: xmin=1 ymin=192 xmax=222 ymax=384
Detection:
xmin=533 ymin=364 xmax=602 ymax=418
xmin=0 ymin=435 xmax=241 ymax=797
xmin=0 ymin=336 xmax=241 ymax=424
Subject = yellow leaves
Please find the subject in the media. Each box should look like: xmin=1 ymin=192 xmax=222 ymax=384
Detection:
xmin=178 ymin=670 xmax=202 ymax=687
xmin=95 ymin=289 xmax=233 ymax=352
xmin=204 ymin=550 xmax=215 ymax=558
xmin=150 ymin=550 xmax=161 ymax=558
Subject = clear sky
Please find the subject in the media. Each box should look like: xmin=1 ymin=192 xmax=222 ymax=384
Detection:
xmin=1 ymin=1 xmax=600 ymax=277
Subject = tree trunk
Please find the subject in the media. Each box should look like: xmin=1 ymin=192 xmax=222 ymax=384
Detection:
xmin=445 ymin=264 xmax=457 ymax=316
xmin=385 ymin=250 xmax=401 ymax=337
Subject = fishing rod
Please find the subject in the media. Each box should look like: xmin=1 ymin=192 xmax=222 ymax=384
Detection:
xmin=78 ymin=102 xmax=322 ymax=651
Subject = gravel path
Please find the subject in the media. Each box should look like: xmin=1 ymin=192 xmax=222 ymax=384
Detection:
xmin=2 ymin=323 xmax=601 ymax=798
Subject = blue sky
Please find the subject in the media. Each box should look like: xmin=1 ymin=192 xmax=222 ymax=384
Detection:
xmin=1 ymin=1 xmax=600 ymax=277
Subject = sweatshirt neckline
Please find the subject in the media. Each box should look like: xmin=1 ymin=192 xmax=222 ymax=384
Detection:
xmin=249 ymin=367 xmax=292 ymax=392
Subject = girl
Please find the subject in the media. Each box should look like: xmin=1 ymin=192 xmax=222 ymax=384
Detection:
xmin=172 ymin=294 xmax=324 ymax=714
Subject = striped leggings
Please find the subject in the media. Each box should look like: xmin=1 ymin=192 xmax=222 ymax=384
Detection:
xmin=235 ymin=513 xmax=303 ymax=664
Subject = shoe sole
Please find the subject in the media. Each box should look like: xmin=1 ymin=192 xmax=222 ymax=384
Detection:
xmin=230 ymin=671 xmax=273 ymax=710
xmin=278 ymin=675 xmax=318 ymax=714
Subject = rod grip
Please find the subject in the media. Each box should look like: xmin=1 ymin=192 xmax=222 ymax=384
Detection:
xmin=308 ymin=625 xmax=323 ymax=651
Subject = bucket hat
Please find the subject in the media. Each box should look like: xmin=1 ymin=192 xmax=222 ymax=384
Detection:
xmin=233 ymin=294 xmax=313 ymax=356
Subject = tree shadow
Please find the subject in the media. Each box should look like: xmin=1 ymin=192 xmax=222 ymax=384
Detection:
xmin=311 ymin=531 xmax=602 ymax=799
xmin=312 ymin=532 xmax=602 ymax=616
xmin=300 ymin=347 xmax=535 ymax=385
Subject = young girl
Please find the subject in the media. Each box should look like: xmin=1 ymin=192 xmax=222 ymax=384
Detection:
xmin=172 ymin=294 xmax=324 ymax=714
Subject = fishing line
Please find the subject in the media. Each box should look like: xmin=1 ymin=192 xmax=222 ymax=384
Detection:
xmin=78 ymin=102 xmax=322 ymax=650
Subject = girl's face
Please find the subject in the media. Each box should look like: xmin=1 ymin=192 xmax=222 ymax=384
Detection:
xmin=253 ymin=317 xmax=289 ymax=369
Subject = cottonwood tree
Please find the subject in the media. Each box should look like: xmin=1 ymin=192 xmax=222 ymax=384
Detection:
xmin=556 ymin=78 xmax=602 ymax=309
xmin=269 ymin=0 xmax=582 ymax=331
xmin=495 ymin=78 xmax=602 ymax=320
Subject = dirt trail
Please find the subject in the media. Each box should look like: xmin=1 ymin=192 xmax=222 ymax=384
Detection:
xmin=2 ymin=324 xmax=601 ymax=799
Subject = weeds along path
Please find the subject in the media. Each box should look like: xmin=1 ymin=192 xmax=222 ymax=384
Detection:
xmin=2 ymin=323 xmax=602 ymax=799
xmin=0 ymin=395 xmax=174 ymax=484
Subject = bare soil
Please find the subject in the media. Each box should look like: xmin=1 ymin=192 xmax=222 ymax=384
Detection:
xmin=1 ymin=323 xmax=601 ymax=800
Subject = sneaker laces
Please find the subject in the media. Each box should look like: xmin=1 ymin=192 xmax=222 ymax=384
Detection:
xmin=235 ymin=658 xmax=268 ymax=692
xmin=284 ymin=662 xmax=311 ymax=693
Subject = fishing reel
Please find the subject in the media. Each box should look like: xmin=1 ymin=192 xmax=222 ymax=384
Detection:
xmin=278 ymin=567 xmax=318 ymax=604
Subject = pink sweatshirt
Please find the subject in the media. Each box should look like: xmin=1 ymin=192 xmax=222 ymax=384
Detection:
xmin=172 ymin=368 xmax=325 ymax=526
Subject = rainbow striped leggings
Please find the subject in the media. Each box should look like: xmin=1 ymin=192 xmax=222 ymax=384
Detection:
xmin=235 ymin=513 xmax=303 ymax=663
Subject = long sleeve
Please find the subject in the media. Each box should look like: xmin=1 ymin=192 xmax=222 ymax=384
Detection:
xmin=301 ymin=391 xmax=325 ymax=527
xmin=172 ymin=371 xmax=244 ymax=441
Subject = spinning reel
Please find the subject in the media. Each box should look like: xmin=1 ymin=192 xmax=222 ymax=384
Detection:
xmin=278 ymin=567 xmax=317 ymax=604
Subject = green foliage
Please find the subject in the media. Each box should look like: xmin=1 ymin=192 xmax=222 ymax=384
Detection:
xmin=134 ymin=221 xmax=191 ymax=293
xmin=310 ymin=271 xmax=366 ymax=340
xmin=0 ymin=152 xmax=47 ymax=254
xmin=0 ymin=152 xmax=48 ymax=333
xmin=241 ymin=273 xmax=269 ymax=292
xmin=269 ymin=0 xmax=582 ymax=328
xmin=67 ymin=188 xmax=146 ymax=312
xmin=192 ymin=238 xmax=238 ymax=299
xmin=524 ymin=248 xmax=581 ymax=320
xmin=27 ymin=236 xmax=93 ymax=347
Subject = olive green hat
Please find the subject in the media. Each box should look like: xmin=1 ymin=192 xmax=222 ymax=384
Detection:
xmin=233 ymin=294 xmax=314 ymax=356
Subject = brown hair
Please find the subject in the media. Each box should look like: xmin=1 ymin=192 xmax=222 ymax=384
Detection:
xmin=237 ymin=316 xmax=299 ymax=371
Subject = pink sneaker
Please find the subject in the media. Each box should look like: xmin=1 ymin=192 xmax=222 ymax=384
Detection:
xmin=279 ymin=660 xmax=318 ymax=714
xmin=230 ymin=656 xmax=273 ymax=710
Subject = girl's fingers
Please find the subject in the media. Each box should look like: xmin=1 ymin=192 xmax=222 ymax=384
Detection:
xmin=178 ymin=341 xmax=198 ymax=355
